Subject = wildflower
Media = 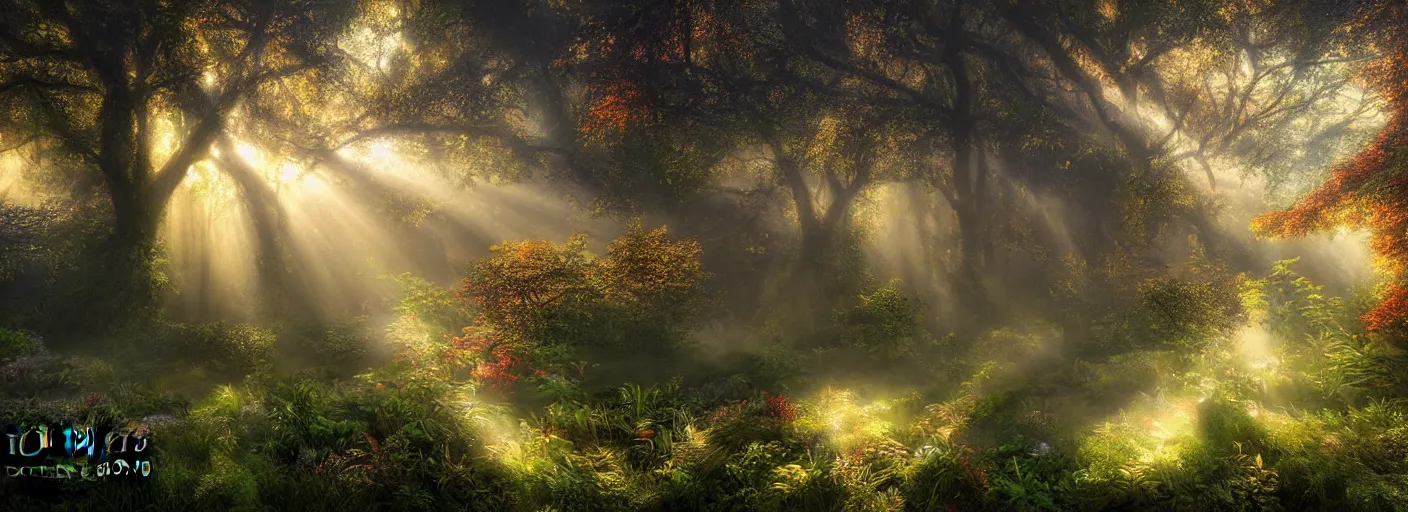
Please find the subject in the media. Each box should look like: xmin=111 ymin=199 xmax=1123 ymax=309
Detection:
xmin=1032 ymin=441 xmax=1051 ymax=457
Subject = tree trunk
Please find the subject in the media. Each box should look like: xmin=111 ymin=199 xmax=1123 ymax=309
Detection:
xmin=52 ymin=184 xmax=164 ymax=337
xmin=942 ymin=0 xmax=991 ymax=324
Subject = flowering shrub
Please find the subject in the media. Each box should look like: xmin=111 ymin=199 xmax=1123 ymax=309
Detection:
xmin=762 ymin=392 xmax=798 ymax=423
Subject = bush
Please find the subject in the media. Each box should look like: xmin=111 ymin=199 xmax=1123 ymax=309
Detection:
xmin=170 ymin=322 xmax=277 ymax=378
xmin=0 ymin=327 xmax=41 ymax=360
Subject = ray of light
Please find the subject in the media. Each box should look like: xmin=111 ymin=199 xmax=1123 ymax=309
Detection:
xmin=160 ymin=133 xmax=620 ymax=319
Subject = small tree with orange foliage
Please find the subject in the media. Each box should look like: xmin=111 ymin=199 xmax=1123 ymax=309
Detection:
xmin=1252 ymin=2 xmax=1408 ymax=340
xmin=452 ymin=225 xmax=709 ymax=391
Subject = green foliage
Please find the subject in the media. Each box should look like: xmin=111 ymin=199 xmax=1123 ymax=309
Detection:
xmin=834 ymin=280 xmax=925 ymax=365
xmin=167 ymin=322 xmax=278 ymax=378
xmin=386 ymin=272 xmax=476 ymax=343
xmin=1247 ymin=260 xmax=1408 ymax=404
xmin=0 ymin=327 xmax=41 ymax=360
xmin=289 ymin=318 xmax=374 ymax=375
xmin=1196 ymin=399 xmax=1271 ymax=457
xmin=902 ymin=439 xmax=990 ymax=511
xmin=1130 ymin=276 xmax=1240 ymax=353
xmin=11 ymin=246 xmax=1408 ymax=512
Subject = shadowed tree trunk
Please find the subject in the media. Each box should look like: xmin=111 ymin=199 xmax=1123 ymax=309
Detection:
xmin=941 ymin=0 xmax=994 ymax=327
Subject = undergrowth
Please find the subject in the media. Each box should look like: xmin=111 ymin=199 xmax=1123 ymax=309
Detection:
xmin=3 ymin=258 xmax=1407 ymax=512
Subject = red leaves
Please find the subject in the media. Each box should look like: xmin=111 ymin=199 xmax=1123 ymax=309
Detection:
xmin=451 ymin=330 xmax=521 ymax=390
xmin=1363 ymin=284 xmax=1408 ymax=333
xmin=762 ymin=392 xmax=798 ymax=423
xmin=1253 ymin=4 xmax=1408 ymax=339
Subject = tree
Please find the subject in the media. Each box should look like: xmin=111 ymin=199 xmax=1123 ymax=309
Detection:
xmin=1252 ymin=2 xmax=1408 ymax=340
xmin=0 ymin=0 xmax=352 ymax=323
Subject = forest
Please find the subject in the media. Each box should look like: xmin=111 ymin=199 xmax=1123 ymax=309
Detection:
xmin=1 ymin=0 xmax=1407 ymax=510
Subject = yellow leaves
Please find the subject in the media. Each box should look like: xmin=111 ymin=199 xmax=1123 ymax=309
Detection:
xmin=794 ymin=387 xmax=897 ymax=452
xmin=805 ymin=116 xmax=841 ymax=164
xmin=843 ymin=13 xmax=919 ymax=88
xmin=465 ymin=226 xmax=706 ymax=332
xmin=597 ymin=224 xmax=704 ymax=304
xmin=468 ymin=238 xmax=591 ymax=328
xmin=770 ymin=463 xmax=810 ymax=492
xmin=1097 ymin=0 xmax=1119 ymax=22
xmin=1217 ymin=0 xmax=1262 ymax=23
xmin=845 ymin=14 xmax=884 ymax=61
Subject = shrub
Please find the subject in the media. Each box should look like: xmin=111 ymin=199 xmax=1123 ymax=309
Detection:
xmin=169 ymin=322 xmax=277 ymax=378
xmin=833 ymin=280 xmax=926 ymax=366
xmin=0 ymin=327 xmax=41 ymax=360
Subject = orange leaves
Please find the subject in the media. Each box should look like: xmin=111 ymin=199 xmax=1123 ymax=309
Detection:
xmin=455 ymin=239 xmax=591 ymax=390
xmin=583 ymin=82 xmax=645 ymax=135
xmin=1252 ymin=2 xmax=1408 ymax=337
xmin=461 ymin=225 xmax=705 ymax=323
xmin=1255 ymin=109 xmax=1408 ymax=335
xmin=1250 ymin=113 xmax=1405 ymax=240
xmin=452 ymin=227 xmax=707 ymax=389
xmin=1362 ymin=284 xmax=1408 ymax=333
xmin=462 ymin=238 xmax=590 ymax=330
xmin=595 ymin=225 xmax=704 ymax=305
xmin=579 ymin=10 xmax=713 ymax=138
xmin=1367 ymin=204 xmax=1408 ymax=277
xmin=1358 ymin=2 xmax=1408 ymax=104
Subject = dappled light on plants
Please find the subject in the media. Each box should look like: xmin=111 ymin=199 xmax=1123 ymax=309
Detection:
xmin=798 ymin=387 xmax=898 ymax=453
